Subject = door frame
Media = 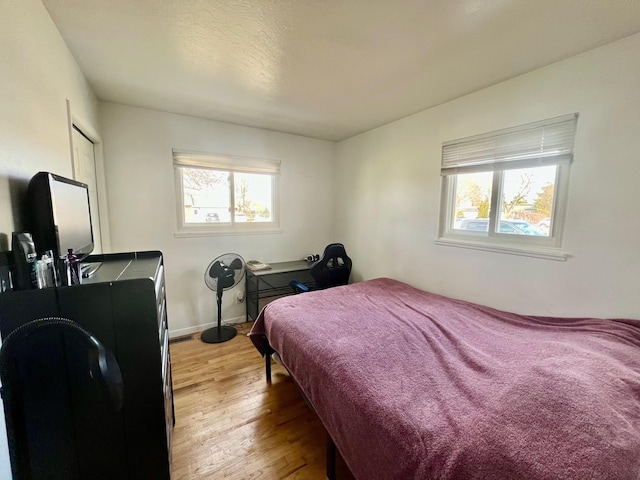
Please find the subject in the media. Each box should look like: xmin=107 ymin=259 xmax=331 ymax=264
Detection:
xmin=66 ymin=99 xmax=111 ymax=253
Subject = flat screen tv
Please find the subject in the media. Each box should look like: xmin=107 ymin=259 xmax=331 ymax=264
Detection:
xmin=28 ymin=171 xmax=94 ymax=262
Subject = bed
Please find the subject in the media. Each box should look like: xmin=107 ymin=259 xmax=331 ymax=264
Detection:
xmin=248 ymin=278 xmax=640 ymax=480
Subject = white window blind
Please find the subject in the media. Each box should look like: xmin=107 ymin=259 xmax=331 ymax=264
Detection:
xmin=441 ymin=113 xmax=578 ymax=175
xmin=173 ymin=150 xmax=281 ymax=174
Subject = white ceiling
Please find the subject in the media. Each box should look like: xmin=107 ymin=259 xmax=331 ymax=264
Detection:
xmin=43 ymin=0 xmax=640 ymax=141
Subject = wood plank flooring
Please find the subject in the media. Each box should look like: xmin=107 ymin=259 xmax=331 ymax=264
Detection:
xmin=169 ymin=323 xmax=327 ymax=479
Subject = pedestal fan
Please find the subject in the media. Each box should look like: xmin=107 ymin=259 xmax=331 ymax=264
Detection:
xmin=202 ymin=253 xmax=246 ymax=344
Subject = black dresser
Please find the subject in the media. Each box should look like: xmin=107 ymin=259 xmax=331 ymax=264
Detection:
xmin=0 ymin=251 xmax=173 ymax=479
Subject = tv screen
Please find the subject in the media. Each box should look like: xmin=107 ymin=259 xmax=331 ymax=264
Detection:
xmin=28 ymin=172 xmax=94 ymax=261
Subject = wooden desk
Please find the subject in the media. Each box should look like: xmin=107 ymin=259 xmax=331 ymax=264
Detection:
xmin=245 ymin=260 xmax=314 ymax=322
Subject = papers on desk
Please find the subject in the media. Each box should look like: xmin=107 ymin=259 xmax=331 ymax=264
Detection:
xmin=246 ymin=260 xmax=272 ymax=272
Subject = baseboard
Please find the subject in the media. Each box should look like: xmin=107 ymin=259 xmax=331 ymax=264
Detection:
xmin=169 ymin=314 xmax=246 ymax=338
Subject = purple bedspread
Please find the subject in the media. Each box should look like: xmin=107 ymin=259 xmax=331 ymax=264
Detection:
xmin=249 ymin=278 xmax=640 ymax=480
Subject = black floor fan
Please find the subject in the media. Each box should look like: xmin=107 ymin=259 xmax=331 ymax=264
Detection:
xmin=202 ymin=253 xmax=246 ymax=344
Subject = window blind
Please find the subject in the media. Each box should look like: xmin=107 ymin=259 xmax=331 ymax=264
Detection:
xmin=441 ymin=113 xmax=578 ymax=175
xmin=173 ymin=150 xmax=281 ymax=174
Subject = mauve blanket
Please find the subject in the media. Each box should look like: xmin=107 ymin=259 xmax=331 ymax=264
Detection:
xmin=249 ymin=278 xmax=640 ymax=480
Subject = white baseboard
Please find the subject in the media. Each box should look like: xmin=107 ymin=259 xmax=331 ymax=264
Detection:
xmin=168 ymin=314 xmax=247 ymax=338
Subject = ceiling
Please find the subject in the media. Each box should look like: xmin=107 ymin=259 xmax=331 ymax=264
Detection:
xmin=43 ymin=0 xmax=640 ymax=141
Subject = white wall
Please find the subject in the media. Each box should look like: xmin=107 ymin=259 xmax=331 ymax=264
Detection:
xmin=99 ymin=103 xmax=336 ymax=337
xmin=0 ymin=0 xmax=101 ymax=476
xmin=335 ymin=33 xmax=640 ymax=319
xmin=0 ymin=0 xmax=100 ymax=240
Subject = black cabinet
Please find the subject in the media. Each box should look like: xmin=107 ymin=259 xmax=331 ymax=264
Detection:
xmin=0 ymin=251 xmax=173 ymax=479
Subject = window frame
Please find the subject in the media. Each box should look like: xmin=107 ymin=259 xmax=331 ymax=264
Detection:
xmin=436 ymin=114 xmax=577 ymax=260
xmin=173 ymin=150 xmax=281 ymax=237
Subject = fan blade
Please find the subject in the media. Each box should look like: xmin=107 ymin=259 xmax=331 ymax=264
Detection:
xmin=208 ymin=261 xmax=225 ymax=278
xmin=221 ymin=274 xmax=236 ymax=289
xmin=229 ymin=258 xmax=243 ymax=270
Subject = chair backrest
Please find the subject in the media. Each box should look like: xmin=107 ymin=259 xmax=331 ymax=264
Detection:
xmin=310 ymin=243 xmax=352 ymax=289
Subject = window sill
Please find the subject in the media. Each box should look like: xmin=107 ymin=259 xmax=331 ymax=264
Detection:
xmin=435 ymin=237 xmax=569 ymax=261
xmin=175 ymin=228 xmax=283 ymax=238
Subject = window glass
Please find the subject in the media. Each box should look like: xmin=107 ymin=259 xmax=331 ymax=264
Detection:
xmin=497 ymin=166 xmax=556 ymax=237
xmin=451 ymin=172 xmax=493 ymax=231
xmin=234 ymin=172 xmax=273 ymax=223
xmin=182 ymin=168 xmax=231 ymax=224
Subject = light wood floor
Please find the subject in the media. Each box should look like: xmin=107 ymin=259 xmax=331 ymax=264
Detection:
xmin=169 ymin=322 xmax=327 ymax=479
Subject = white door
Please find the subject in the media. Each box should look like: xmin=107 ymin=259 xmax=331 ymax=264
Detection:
xmin=72 ymin=126 xmax=103 ymax=254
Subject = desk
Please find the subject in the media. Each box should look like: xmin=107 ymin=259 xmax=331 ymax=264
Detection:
xmin=245 ymin=260 xmax=315 ymax=322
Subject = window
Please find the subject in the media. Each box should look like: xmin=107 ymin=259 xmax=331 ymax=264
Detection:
xmin=437 ymin=114 xmax=578 ymax=260
xmin=173 ymin=150 xmax=280 ymax=235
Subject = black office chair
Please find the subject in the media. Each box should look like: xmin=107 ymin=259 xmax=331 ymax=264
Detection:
xmin=290 ymin=243 xmax=352 ymax=294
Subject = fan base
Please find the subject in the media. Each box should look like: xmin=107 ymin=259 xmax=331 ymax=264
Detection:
xmin=201 ymin=325 xmax=237 ymax=344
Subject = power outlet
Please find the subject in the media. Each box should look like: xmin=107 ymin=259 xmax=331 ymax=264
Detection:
xmin=235 ymin=290 xmax=245 ymax=304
